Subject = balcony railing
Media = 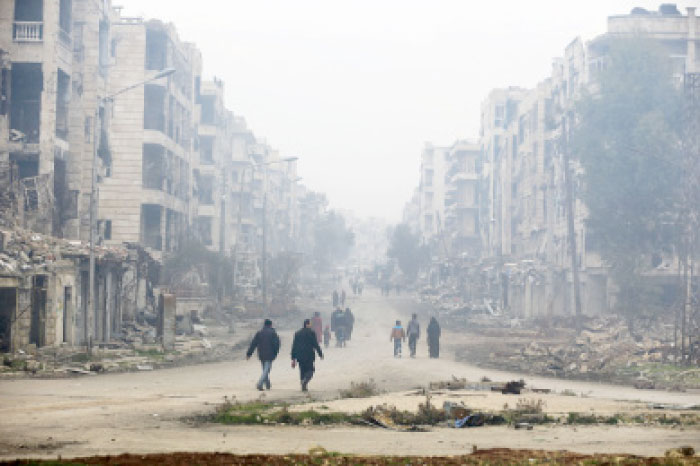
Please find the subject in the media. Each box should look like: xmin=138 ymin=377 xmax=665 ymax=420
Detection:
xmin=13 ymin=22 xmax=43 ymax=42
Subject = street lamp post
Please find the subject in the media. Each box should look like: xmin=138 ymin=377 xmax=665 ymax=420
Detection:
xmin=86 ymin=68 xmax=175 ymax=354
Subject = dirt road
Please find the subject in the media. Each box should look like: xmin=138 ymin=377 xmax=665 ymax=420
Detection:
xmin=1 ymin=290 xmax=698 ymax=459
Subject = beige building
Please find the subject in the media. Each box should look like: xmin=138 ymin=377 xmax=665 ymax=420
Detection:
xmin=477 ymin=5 xmax=698 ymax=318
xmin=102 ymin=18 xmax=201 ymax=259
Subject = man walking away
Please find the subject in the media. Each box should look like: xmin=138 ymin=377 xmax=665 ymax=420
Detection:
xmin=406 ymin=314 xmax=420 ymax=358
xmin=332 ymin=290 xmax=339 ymax=308
xmin=291 ymin=319 xmax=324 ymax=391
xmin=341 ymin=289 xmax=346 ymax=306
xmin=311 ymin=311 xmax=323 ymax=343
xmin=344 ymin=307 xmax=355 ymax=341
xmin=331 ymin=307 xmax=346 ymax=347
xmin=323 ymin=324 xmax=331 ymax=348
xmin=427 ymin=317 xmax=441 ymax=358
xmin=390 ymin=320 xmax=406 ymax=358
xmin=246 ymin=319 xmax=280 ymax=391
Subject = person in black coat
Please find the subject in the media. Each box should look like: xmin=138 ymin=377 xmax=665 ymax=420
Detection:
xmin=291 ymin=319 xmax=324 ymax=391
xmin=246 ymin=319 xmax=281 ymax=390
xmin=344 ymin=308 xmax=355 ymax=341
xmin=427 ymin=317 xmax=441 ymax=358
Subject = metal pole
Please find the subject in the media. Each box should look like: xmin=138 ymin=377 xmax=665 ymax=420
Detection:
xmin=262 ymin=189 xmax=267 ymax=313
xmin=87 ymin=105 xmax=100 ymax=355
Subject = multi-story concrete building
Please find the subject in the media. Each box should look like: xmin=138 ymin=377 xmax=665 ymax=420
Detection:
xmin=102 ymin=18 xmax=201 ymax=259
xmin=417 ymin=142 xmax=448 ymax=246
xmin=477 ymin=5 xmax=698 ymax=318
xmin=0 ymin=0 xmax=108 ymax=237
xmin=444 ymin=140 xmax=481 ymax=259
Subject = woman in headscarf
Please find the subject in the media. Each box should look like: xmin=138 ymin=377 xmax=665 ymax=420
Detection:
xmin=427 ymin=317 xmax=441 ymax=358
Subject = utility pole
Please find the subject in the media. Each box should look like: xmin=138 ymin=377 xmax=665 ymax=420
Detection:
xmin=261 ymin=190 xmax=267 ymax=313
xmin=681 ymin=71 xmax=700 ymax=364
xmin=562 ymin=112 xmax=583 ymax=333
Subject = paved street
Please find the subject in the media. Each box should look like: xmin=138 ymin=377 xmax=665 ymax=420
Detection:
xmin=1 ymin=291 xmax=699 ymax=459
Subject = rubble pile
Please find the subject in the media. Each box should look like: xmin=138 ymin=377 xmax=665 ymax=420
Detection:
xmin=483 ymin=316 xmax=687 ymax=387
xmin=0 ymin=227 xmax=130 ymax=276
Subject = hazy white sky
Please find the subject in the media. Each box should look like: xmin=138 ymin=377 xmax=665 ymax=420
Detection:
xmin=117 ymin=0 xmax=695 ymax=221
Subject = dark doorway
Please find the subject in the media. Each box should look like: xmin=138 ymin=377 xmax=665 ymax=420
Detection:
xmin=63 ymin=286 xmax=72 ymax=343
xmin=0 ymin=288 xmax=16 ymax=353
xmin=30 ymin=275 xmax=47 ymax=346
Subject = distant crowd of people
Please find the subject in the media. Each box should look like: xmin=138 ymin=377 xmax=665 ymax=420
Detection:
xmin=245 ymin=284 xmax=442 ymax=392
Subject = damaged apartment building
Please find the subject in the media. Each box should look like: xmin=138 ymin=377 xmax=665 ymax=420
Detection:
xmin=0 ymin=0 xmax=158 ymax=353
xmin=0 ymin=1 xmax=306 ymax=352
xmin=405 ymin=5 xmax=699 ymax=319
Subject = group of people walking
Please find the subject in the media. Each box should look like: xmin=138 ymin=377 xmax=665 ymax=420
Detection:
xmin=246 ymin=318 xmax=323 ymax=392
xmin=390 ymin=314 xmax=441 ymax=359
xmin=245 ymin=293 xmax=442 ymax=392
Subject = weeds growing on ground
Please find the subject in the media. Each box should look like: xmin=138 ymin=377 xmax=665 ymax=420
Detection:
xmin=338 ymin=379 xmax=380 ymax=398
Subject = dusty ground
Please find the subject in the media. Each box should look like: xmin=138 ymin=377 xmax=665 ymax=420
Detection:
xmin=1 ymin=289 xmax=699 ymax=461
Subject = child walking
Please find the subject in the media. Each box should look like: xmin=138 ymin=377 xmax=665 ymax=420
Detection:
xmin=390 ymin=320 xmax=406 ymax=358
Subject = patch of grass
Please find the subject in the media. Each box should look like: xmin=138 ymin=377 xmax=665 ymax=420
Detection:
xmin=211 ymin=397 xmax=358 ymax=426
xmin=567 ymin=412 xmax=598 ymax=425
xmin=338 ymin=379 xmax=380 ymax=399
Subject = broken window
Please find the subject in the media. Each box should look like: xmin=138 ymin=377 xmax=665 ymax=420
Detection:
xmin=200 ymin=95 xmax=216 ymax=125
xmin=58 ymin=0 xmax=71 ymax=44
xmin=146 ymin=28 xmax=168 ymax=71
xmin=197 ymin=216 xmax=213 ymax=246
xmin=141 ymin=204 xmax=162 ymax=250
xmin=14 ymin=0 xmax=43 ymax=21
xmin=142 ymin=144 xmax=164 ymax=190
xmin=55 ymin=69 xmax=70 ymax=139
xmin=10 ymin=63 xmax=42 ymax=144
xmin=143 ymin=84 xmax=165 ymax=131
xmin=198 ymin=174 xmax=214 ymax=205
xmin=98 ymin=20 xmax=109 ymax=73
xmin=200 ymin=136 xmax=214 ymax=165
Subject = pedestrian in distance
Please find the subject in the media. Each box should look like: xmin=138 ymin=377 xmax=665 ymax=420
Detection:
xmin=246 ymin=319 xmax=281 ymax=391
xmin=390 ymin=320 xmax=406 ymax=358
xmin=291 ymin=319 xmax=324 ymax=391
xmin=332 ymin=290 xmax=339 ymax=308
xmin=406 ymin=313 xmax=420 ymax=358
xmin=427 ymin=317 xmax=441 ymax=358
xmin=311 ymin=311 xmax=323 ymax=344
xmin=341 ymin=289 xmax=346 ymax=306
xmin=323 ymin=324 xmax=331 ymax=348
xmin=344 ymin=307 xmax=355 ymax=341
xmin=331 ymin=307 xmax=346 ymax=347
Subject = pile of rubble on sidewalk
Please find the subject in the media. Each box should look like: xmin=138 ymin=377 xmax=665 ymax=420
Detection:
xmin=0 ymin=228 xmax=129 ymax=276
xmin=0 ymin=312 xmax=254 ymax=378
xmin=468 ymin=316 xmax=698 ymax=389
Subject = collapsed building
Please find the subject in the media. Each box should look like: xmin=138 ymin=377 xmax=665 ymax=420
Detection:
xmin=0 ymin=227 xmax=157 ymax=353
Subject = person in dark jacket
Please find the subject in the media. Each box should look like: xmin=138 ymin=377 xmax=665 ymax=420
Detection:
xmin=344 ymin=307 xmax=355 ymax=341
xmin=246 ymin=319 xmax=281 ymax=390
xmin=406 ymin=313 xmax=420 ymax=358
xmin=427 ymin=317 xmax=441 ymax=358
xmin=331 ymin=308 xmax=346 ymax=347
xmin=291 ymin=319 xmax=324 ymax=391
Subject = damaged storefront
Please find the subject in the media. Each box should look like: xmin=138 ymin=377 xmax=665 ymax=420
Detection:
xmin=0 ymin=228 xmax=158 ymax=353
